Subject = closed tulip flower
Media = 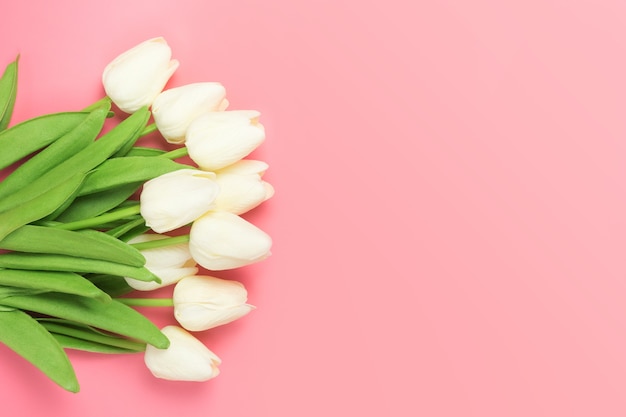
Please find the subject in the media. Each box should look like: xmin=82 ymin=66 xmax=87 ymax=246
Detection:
xmin=144 ymin=326 xmax=221 ymax=381
xmin=185 ymin=110 xmax=265 ymax=171
xmin=140 ymin=169 xmax=220 ymax=233
xmin=124 ymin=234 xmax=198 ymax=291
xmin=213 ymin=161 xmax=274 ymax=215
xmin=152 ymin=82 xmax=229 ymax=144
xmin=174 ymin=275 xmax=254 ymax=331
xmin=102 ymin=37 xmax=179 ymax=113
xmin=189 ymin=211 xmax=272 ymax=270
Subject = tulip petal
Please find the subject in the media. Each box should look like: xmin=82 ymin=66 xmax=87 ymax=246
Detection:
xmin=152 ymin=82 xmax=227 ymax=143
xmin=124 ymin=234 xmax=198 ymax=291
xmin=215 ymin=160 xmax=269 ymax=176
xmin=189 ymin=211 xmax=272 ymax=270
xmin=175 ymin=303 xmax=254 ymax=331
xmin=185 ymin=111 xmax=266 ymax=171
xmin=144 ymin=326 xmax=221 ymax=381
xmin=140 ymin=169 xmax=220 ymax=233
xmin=103 ymin=37 xmax=179 ymax=113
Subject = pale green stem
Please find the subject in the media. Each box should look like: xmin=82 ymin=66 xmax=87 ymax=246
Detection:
xmin=140 ymin=123 xmax=158 ymax=137
xmin=160 ymin=147 xmax=189 ymax=160
xmin=116 ymin=298 xmax=174 ymax=307
xmin=52 ymin=205 xmax=141 ymax=231
xmin=106 ymin=216 xmax=147 ymax=238
xmin=131 ymin=234 xmax=190 ymax=251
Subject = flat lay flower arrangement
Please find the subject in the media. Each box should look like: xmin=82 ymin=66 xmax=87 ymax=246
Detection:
xmin=0 ymin=37 xmax=272 ymax=392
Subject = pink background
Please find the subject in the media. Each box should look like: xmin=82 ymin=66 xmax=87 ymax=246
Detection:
xmin=1 ymin=0 xmax=626 ymax=415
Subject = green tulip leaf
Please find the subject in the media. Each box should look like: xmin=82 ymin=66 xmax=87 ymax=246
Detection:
xmin=78 ymin=156 xmax=188 ymax=196
xmin=125 ymin=146 xmax=167 ymax=157
xmin=39 ymin=319 xmax=145 ymax=353
xmin=53 ymin=183 xmax=142 ymax=223
xmin=85 ymin=274 xmax=135 ymax=297
xmin=2 ymin=293 xmax=170 ymax=349
xmin=0 ymin=106 xmax=149 ymax=216
xmin=81 ymin=96 xmax=113 ymax=113
xmin=0 ymin=172 xmax=84 ymax=241
xmin=0 ymin=56 xmax=18 ymax=131
xmin=51 ymin=333 xmax=144 ymax=354
xmin=0 ymin=309 xmax=79 ymax=392
xmin=0 ymin=225 xmax=145 ymax=267
xmin=0 ymin=111 xmax=91 ymax=170
xmin=0 ymin=269 xmax=109 ymax=300
xmin=0 ymin=285 xmax=40 ymax=300
xmin=0 ymin=103 xmax=110 ymax=200
xmin=0 ymin=252 xmax=160 ymax=282
xmin=77 ymin=229 xmax=146 ymax=266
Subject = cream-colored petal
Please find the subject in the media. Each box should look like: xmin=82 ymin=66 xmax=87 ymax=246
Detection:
xmin=102 ymin=37 xmax=178 ymax=113
xmin=152 ymin=82 xmax=227 ymax=143
xmin=185 ymin=111 xmax=266 ymax=171
xmin=215 ymin=160 xmax=269 ymax=176
xmin=214 ymin=173 xmax=272 ymax=214
xmin=140 ymin=169 xmax=220 ymax=233
xmin=189 ymin=211 xmax=272 ymax=270
xmin=144 ymin=326 xmax=221 ymax=381
xmin=175 ymin=303 xmax=255 ymax=331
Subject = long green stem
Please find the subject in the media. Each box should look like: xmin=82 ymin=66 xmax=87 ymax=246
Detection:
xmin=52 ymin=205 xmax=141 ymax=231
xmin=131 ymin=234 xmax=190 ymax=251
xmin=140 ymin=123 xmax=158 ymax=136
xmin=106 ymin=216 xmax=146 ymax=238
xmin=116 ymin=298 xmax=174 ymax=307
xmin=161 ymin=147 xmax=189 ymax=160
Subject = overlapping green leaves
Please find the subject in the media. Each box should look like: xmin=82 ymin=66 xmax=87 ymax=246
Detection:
xmin=0 ymin=310 xmax=79 ymax=392
xmin=0 ymin=56 xmax=190 ymax=392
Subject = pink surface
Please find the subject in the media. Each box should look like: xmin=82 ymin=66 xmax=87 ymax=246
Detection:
xmin=1 ymin=0 xmax=626 ymax=415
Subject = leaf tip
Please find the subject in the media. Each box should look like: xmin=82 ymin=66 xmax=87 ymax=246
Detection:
xmin=62 ymin=379 xmax=80 ymax=393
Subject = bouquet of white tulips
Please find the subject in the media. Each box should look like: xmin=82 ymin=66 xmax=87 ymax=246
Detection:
xmin=0 ymin=37 xmax=272 ymax=392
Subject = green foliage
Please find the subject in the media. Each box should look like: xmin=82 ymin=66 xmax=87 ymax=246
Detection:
xmin=0 ymin=310 xmax=79 ymax=392
xmin=0 ymin=58 xmax=203 ymax=393
xmin=0 ymin=57 xmax=18 ymax=131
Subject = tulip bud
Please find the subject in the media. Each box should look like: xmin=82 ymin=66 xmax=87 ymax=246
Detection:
xmin=102 ymin=37 xmax=179 ymax=113
xmin=173 ymin=275 xmax=255 ymax=331
xmin=144 ymin=326 xmax=221 ymax=381
xmin=185 ymin=110 xmax=265 ymax=171
xmin=189 ymin=211 xmax=272 ymax=270
xmin=152 ymin=82 xmax=228 ymax=144
xmin=213 ymin=161 xmax=274 ymax=215
xmin=140 ymin=169 xmax=220 ymax=233
xmin=124 ymin=234 xmax=198 ymax=291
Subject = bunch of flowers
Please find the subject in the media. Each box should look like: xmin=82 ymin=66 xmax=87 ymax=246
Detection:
xmin=0 ymin=37 xmax=272 ymax=392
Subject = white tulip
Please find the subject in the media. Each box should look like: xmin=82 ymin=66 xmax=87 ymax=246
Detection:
xmin=174 ymin=275 xmax=255 ymax=331
xmin=189 ymin=211 xmax=272 ymax=270
xmin=124 ymin=234 xmax=198 ymax=291
xmin=102 ymin=37 xmax=179 ymax=113
xmin=152 ymin=82 xmax=228 ymax=144
xmin=212 ymin=160 xmax=274 ymax=215
xmin=185 ymin=110 xmax=265 ymax=171
xmin=140 ymin=169 xmax=220 ymax=233
xmin=144 ymin=326 xmax=221 ymax=382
